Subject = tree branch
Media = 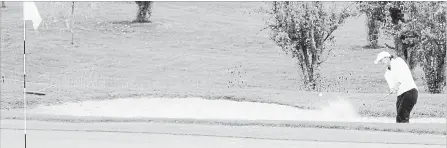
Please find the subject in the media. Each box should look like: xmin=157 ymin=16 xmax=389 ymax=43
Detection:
xmin=257 ymin=25 xmax=272 ymax=34
xmin=384 ymin=43 xmax=395 ymax=49
xmin=322 ymin=2 xmax=355 ymax=43
xmin=323 ymin=26 xmax=337 ymax=43
xmin=317 ymin=47 xmax=334 ymax=65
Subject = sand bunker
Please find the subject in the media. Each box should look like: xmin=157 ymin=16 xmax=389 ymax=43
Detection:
xmin=29 ymin=97 xmax=445 ymax=123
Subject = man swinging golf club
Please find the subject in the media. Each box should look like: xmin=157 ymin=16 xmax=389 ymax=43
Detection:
xmin=374 ymin=51 xmax=418 ymax=123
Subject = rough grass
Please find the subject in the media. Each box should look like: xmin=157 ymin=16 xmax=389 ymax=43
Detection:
xmin=1 ymin=1 xmax=446 ymax=120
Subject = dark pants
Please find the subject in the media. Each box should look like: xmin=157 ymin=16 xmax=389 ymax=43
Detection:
xmin=396 ymin=88 xmax=418 ymax=123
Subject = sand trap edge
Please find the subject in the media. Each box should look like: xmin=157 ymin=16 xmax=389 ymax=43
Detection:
xmin=1 ymin=110 xmax=445 ymax=135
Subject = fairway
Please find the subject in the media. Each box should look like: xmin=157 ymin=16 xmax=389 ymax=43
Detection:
xmin=1 ymin=1 xmax=446 ymax=133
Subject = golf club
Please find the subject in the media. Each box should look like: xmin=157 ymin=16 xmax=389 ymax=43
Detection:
xmin=363 ymin=92 xmax=393 ymax=107
xmin=381 ymin=92 xmax=393 ymax=100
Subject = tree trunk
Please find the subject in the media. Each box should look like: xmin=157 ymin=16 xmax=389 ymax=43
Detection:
xmin=366 ymin=12 xmax=380 ymax=48
xmin=294 ymin=29 xmax=321 ymax=92
xmin=421 ymin=42 xmax=446 ymax=93
xmin=445 ymin=44 xmax=447 ymax=87
xmin=135 ymin=1 xmax=153 ymax=23
xmin=1 ymin=1 xmax=5 ymax=8
xmin=297 ymin=55 xmax=320 ymax=91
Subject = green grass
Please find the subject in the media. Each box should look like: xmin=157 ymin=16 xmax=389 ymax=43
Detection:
xmin=1 ymin=1 xmax=445 ymax=120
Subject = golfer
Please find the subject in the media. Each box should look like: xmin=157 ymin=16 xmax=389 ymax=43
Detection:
xmin=374 ymin=51 xmax=418 ymax=123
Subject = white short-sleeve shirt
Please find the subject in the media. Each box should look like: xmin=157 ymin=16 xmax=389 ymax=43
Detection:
xmin=384 ymin=57 xmax=417 ymax=96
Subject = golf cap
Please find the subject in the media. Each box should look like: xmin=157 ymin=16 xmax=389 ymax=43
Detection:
xmin=374 ymin=51 xmax=391 ymax=64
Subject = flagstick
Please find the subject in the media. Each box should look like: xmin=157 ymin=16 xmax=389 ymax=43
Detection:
xmin=23 ymin=12 xmax=27 ymax=148
xmin=22 ymin=2 xmax=40 ymax=147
